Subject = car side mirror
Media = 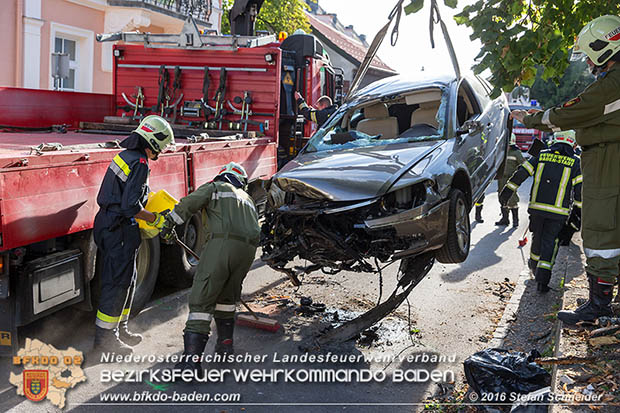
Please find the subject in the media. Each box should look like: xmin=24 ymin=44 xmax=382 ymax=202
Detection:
xmin=456 ymin=119 xmax=483 ymax=136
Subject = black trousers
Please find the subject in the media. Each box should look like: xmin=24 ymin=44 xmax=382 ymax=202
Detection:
xmin=93 ymin=211 xmax=141 ymax=329
xmin=528 ymin=215 xmax=564 ymax=286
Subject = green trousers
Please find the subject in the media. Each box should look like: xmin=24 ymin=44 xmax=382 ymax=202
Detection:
xmin=184 ymin=238 xmax=257 ymax=335
xmin=581 ymin=142 xmax=620 ymax=283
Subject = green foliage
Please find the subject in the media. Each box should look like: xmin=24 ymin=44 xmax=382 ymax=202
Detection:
xmin=404 ymin=0 xmax=619 ymax=97
xmin=531 ymin=61 xmax=594 ymax=108
xmin=221 ymin=0 xmax=311 ymax=35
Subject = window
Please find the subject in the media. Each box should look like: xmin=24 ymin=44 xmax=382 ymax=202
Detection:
xmin=54 ymin=37 xmax=77 ymax=90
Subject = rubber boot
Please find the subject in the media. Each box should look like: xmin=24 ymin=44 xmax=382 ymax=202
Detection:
xmin=118 ymin=322 xmax=143 ymax=347
xmin=511 ymin=209 xmax=519 ymax=228
xmin=475 ymin=205 xmax=484 ymax=223
xmin=557 ymin=276 xmax=614 ymax=325
xmin=174 ymin=332 xmax=209 ymax=379
xmin=214 ymin=318 xmax=235 ymax=356
xmin=93 ymin=326 xmax=133 ymax=356
xmin=495 ymin=208 xmax=509 ymax=226
xmin=537 ymin=282 xmax=550 ymax=293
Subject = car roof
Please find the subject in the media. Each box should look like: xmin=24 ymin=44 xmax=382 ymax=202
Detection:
xmin=349 ymin=74 xmax=457 ymax=103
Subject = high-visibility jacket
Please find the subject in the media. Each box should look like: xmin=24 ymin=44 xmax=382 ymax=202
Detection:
xmin=297 ymin=97 xmax=337 ymax=126
xmin=501 ymin=143 xmax=582 ymax=220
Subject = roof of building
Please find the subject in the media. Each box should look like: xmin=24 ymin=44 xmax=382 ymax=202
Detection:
xmin=305 ymin=12 xmax=397 ymax=75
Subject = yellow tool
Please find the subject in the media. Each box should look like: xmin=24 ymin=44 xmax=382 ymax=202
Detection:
xmin=137 ymin=189 xmax=179 ymax=239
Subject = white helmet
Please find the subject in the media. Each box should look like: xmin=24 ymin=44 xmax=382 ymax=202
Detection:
xmin=572 ymin=15 xmax=620 ymax=66
xmin=134 ymin=115 xmax=175 ymax=154
xmin=215 ymin=162 xmax=248 ymax=188
xmin=551 ymin=130 xmax=576 ymax=147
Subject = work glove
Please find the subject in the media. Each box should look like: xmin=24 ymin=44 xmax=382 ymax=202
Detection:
xmin=498 ymin=187 xmax=513 ymax=207
xmin=145 ymin=209 xmax=169 ymax=229
xmin=159 ymin=215 xmax=177 ymax=241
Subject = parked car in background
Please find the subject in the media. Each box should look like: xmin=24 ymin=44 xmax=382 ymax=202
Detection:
xmin=261 ymin=73 xmax=511 ymax=285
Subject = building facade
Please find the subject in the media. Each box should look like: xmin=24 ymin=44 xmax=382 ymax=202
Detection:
xmin=1 ymin=0 xmax=221 ymax=94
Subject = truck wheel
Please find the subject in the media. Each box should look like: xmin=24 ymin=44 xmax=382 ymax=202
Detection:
xmin=159 ymin=213 xmax=206 ymax=287
xmin=90 ymin=236 xmax=160 ymax=317
xmin=130 ymin=237 xmax=161 ymax=317
xmin=436 ymin=189 xmax=470 ymax=264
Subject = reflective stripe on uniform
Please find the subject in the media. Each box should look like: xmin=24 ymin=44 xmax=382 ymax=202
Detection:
xmin=604 ymin=98 xmax=620 ymax=115
xmin=522 ymin=161 xmax=535 ymax=176
xmin=310 ymin=111 xmax=318 ymax=123
xmin=507 ymin=156 xmax=517 ymax=161
xmin=574 ymin=200 xmax=582 ymax=208
xmin=120 ymin=308 xmax=130 ymax=321
xmin=572 ymin=175 xmax=583 ymax=186
xmin=531 ymin=163 xmax=545 ymax=202
xmin=188 ymin=312 xmax=213 ymax=322
xmin=530 ymin=252 xmax=540 ymax=261
xmin=211 ymin=191 xmax=257 ymax=212
xmin=169 ymin=209 xmax=185 ymax=225
xmin=529 ymin=202 xmax=570 ymax=215
xmin=215 ymin=303 xmax=236 ymax=312
xmin=555 ymin=167 xmax=571 ymax=208
xmin=538 ymin=261 xmax=552 ymax=270
xmin=96 ymin=310 xmax=121 ymax=329
xmin=584 ymin=248 xmax=620 ymax=259
xmin=110 ymin=154 xmax=131 ymax=182
xmin=542 ymin=109 xmax=561 ymax=132
xmin=506 ymin=181 xmax=518 ymax=191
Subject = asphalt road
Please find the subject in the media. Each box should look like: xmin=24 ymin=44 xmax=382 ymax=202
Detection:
xmin=0 ymin=182 xmax=532 ymax=412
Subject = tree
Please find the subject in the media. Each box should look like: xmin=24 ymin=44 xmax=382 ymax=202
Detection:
xmin=530 ymin=60 xmax=594 ymax=109
xmin=404 ymin=0 xmax=620 ymax=97
xmin=221 ymin=0 xmax=311 ymax=35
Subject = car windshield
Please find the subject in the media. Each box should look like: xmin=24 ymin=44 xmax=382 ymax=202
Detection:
xmin=305 ymin=87 xmax=448 ymax=153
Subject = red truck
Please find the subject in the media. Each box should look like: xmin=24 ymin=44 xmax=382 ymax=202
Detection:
xmin=0 ymin=17 xmax=342 ymax=355
xmin=509 ymin=103 xmax=545 ymax=151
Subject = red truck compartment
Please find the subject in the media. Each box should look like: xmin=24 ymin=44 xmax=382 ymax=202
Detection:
xmin=114 ymin=45 xmax=282 ymax=140
xmin=0 ymin=88 xmax=113 ymax=129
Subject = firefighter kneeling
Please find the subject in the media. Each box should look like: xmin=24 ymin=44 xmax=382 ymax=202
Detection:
xmin=499 ymin=131 xmax=582 ymax=293
xmin=159 ymin=162 xmax=260 ymax=376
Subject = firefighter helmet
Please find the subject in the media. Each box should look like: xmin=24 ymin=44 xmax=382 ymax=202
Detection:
xmin=551 ymin=130 xmax=576 ymax=147
xmin=134 ymin=115 xmax=175 ymax=154
xmin=215 ymin=162 xmax=248 ymax=188
xmin=572 ymin=15 xmax=620 ymax=66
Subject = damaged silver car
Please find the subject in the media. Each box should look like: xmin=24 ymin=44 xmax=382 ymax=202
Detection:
xmin=261 ymin=73 xmax=510 ymax=343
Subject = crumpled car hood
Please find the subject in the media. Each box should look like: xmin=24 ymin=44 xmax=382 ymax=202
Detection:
xmin=275 ymin=141 xmax=444 ymax=202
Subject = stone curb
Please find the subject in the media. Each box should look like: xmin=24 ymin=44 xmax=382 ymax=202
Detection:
xmin=489 ymin=268 xmax=531 ymax=348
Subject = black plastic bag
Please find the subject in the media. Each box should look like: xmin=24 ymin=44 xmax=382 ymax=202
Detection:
xmin=464 ymin=348 xmax=551 ymax=396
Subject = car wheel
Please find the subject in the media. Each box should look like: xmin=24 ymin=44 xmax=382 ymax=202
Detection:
xmin=159 ymin=213 xmax=206 ymax=287
xmin=436 ymin=189 xmax=470 ymax=264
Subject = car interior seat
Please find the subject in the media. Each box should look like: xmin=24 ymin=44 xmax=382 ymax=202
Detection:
xmin=410 ymin=102 xmax=440 ymax=129
xmin=356 ymin=103 xmax=399 ymax=139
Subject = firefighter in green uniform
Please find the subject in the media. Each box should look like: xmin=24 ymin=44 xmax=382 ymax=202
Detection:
xmin=496 ymin=133 xmax=527 ymax=227
xmin=499 ymin=131 xmax=582 ymax=293
xmin=160 ymin=162 xmax=260 ymax=375
xmin=511 ymin=15 xmax=620 ymax=323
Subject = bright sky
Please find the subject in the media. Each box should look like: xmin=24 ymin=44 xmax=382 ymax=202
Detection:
xmin=319 ymin=0 xmax=482 ymax=77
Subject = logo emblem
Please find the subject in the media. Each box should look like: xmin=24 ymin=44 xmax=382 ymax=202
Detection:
xmin=23 ymin=370 xmax=48 ymax=402
xmin=606 ymin=27 xmax=620 ymax=42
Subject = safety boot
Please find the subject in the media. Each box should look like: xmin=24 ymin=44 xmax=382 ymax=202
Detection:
xmin=214 ymin=318 xmax=235 ymax=356
xmin=511 ymin=209 xmax=519 ymax=228
xmin=118 ymin=322 xmax=143 ymax=347
xmin=475 ymin=205 xmax=484 ymax=223
xmin=558 ymin=275 xmax=614 ymax=325
xmin=93 ymin=326 xmax=133 ymax=356
xmin=495 ymin=208 xmax=509 ymax=226
xmin=174 ymin=331 xmax=209 ymax=379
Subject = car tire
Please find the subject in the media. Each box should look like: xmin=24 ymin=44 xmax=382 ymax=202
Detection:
xmin=436 ymin=189 xmax=470 ymax=264
xmin=90 ymin=236 xmax=160 ymax=318
xmin=159 ymin=213 xmax=206 ymax=287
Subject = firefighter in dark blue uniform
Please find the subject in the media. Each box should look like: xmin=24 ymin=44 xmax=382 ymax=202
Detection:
xmin=93 ymin=115 xmax=174 ymax=355
xmin=294 ymin=91 xmax=337 ymax=126
xmin=500 ymin=131 xmax=582 ymax=293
